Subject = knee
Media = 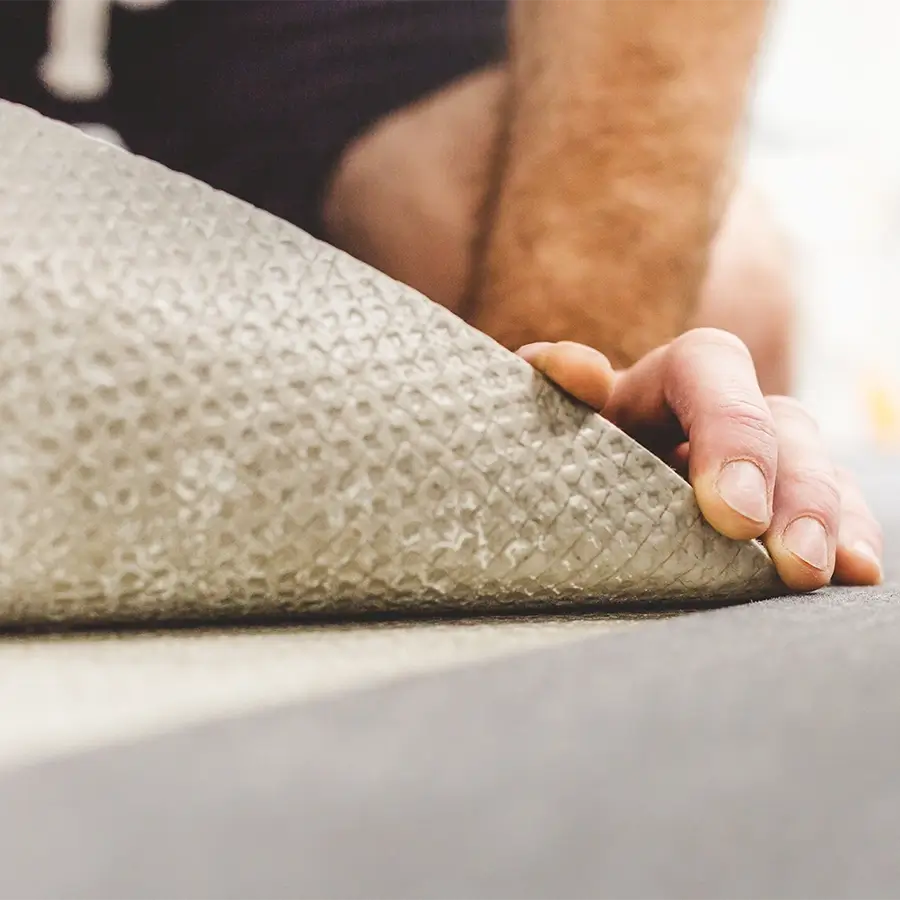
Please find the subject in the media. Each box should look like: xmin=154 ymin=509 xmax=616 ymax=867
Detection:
xmin=321 ymin=68 xmax=505 ymax=314
xmin=696 ymin=181 xmax=798 ymax=395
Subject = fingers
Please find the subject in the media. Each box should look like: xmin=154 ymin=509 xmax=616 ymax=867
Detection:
xmin=761 ymin=396 xmax=841 ymax=590
xmin=517 ymin=341 xmax=617 ymax=410
xmin=608 ymin=328 xmax=778 ymax=540
xmin=525 ymin=329 xmax=780 ymax=540
xmin=833 ymin=467 xmax=884 ymax=586
xmin=517 ymin=333 xmax=884 ymax=591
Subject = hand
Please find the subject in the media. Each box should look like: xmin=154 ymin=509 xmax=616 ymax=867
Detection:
xmin=518 ymin=329 xmax=883 ymax=591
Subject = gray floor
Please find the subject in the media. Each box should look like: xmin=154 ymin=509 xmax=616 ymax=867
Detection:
xmin=1 ymin=455 xmax=897 ymax=899
xmin=3 ymin=585 xmax=900 ymax=900
xmin=0 ymin=610 xmax=635 ymax=771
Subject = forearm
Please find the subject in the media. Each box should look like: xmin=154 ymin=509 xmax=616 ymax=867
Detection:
xmin=467 ymin=0 xmax=770 ymax=367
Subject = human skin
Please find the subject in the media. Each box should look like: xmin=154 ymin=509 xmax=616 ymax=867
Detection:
xmin=323 ymin=0 xmax=794 ymax=393
xmin=319 ymin=0 xmax=881 ymax=589
xmin=468 ymin=0 xmax=771 ymax=368
xmin=518 ymin=331 xmax=883 ymax=591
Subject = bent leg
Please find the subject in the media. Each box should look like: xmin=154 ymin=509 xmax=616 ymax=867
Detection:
xmin=692 ymin=182 xmax=797 ymax=396
xmin=323 ymin=53 xmax=796 ymax=394
xmin=468 ymin=0 xmax=771 ymax=368
xmin=108 ymin=0 xmax=505 ymax=239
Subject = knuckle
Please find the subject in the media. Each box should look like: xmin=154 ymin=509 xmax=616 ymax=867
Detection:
xmin=839 ymin=476 xmax=882 ymax=523
xmin=842 ymin=510 xmax=883 ymax=549
xmin=788 ymin=465 xmax=842 ymax=518
xmin=865 ymin=516 xmax=885 ymax=546
xmin=766 ymin=394 xmax=821 ymax=431
xmin=675 ymin=327 xmax=752 ymax=360
xmin=718 ymin=398 xmax=779 ymax=445
xmin=834 ymin=466 xmax=867 ymax=505
xmin=834 ymin=465 xmax=857 ymax=484
xmin=833 ymin=467 xmax=882 ymax=540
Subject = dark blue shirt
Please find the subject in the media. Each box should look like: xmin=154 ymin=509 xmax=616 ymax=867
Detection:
xmin=0 ymin=0 xmax=507 ymax=238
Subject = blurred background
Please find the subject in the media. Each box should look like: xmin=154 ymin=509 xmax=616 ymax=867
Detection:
xmin=747 ymin=0 xmax=900 ymax=452
xmin=4 ymin=0 xmax=897 ymax=455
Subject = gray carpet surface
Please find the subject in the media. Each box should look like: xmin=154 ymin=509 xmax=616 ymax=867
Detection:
xmin=0 ymin=457 xmax=895 ymax=899
xmin=2 ymin=586 xmax=899 ymax=900
xmin=0 ymin=610 xmax=636 ymax=771
xmin=0 ymin=450 xmax=900 ymax=900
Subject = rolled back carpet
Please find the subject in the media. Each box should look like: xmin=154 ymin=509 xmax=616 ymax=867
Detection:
xmin=0 ymin=99 xmax=780 ymax=627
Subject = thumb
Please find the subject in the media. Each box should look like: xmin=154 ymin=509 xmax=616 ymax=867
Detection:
xmin=517 ymin=341 xmax=617 ymax=411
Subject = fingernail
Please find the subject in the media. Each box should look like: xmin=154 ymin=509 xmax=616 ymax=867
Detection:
xmin=517 ymin=342 xmax=554 ymax=366
xmin=784 ymin=517 xmax=830 ymax=571
xmin=851 ymin=540 xmax=883 ymax=579
xmin=716 ymin=460 xmax=769 ymax=524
